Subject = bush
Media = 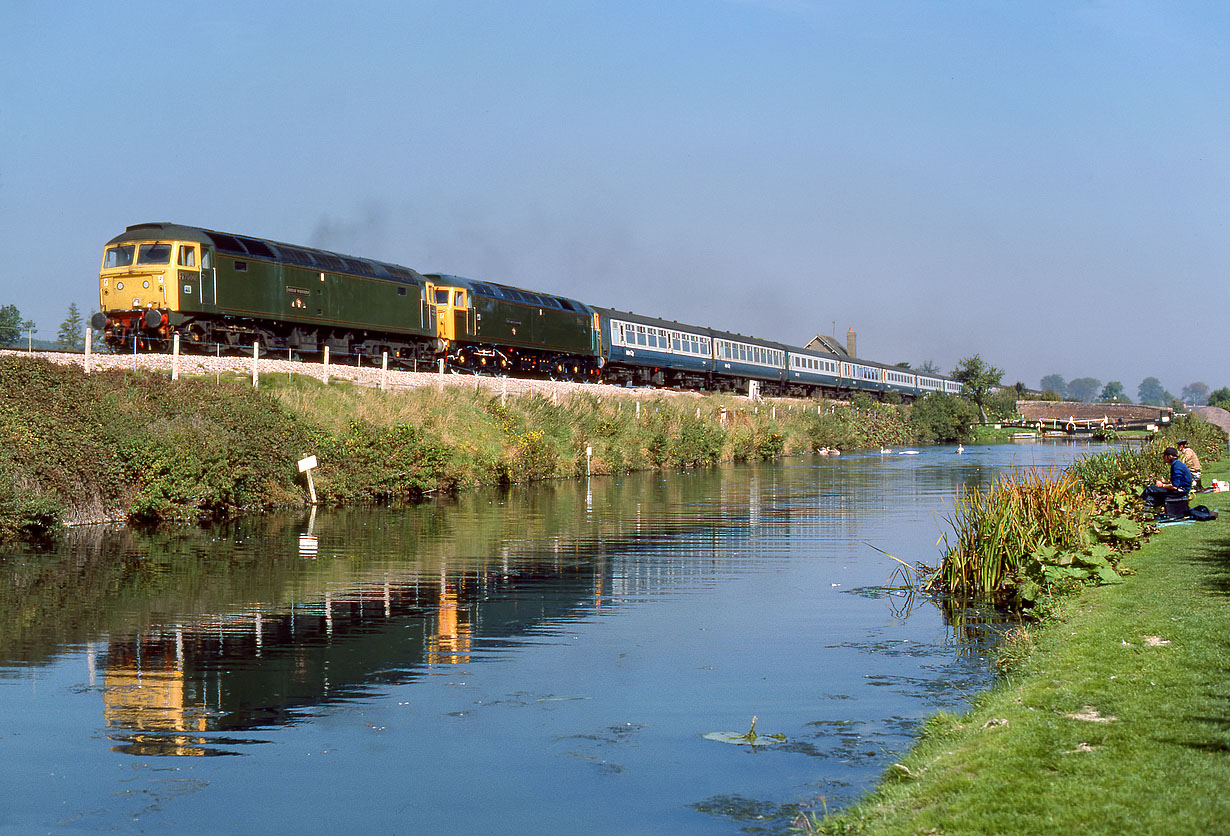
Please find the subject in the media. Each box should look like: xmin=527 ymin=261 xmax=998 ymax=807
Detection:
xmin=909 ymin=393 xmax=978 ymax=443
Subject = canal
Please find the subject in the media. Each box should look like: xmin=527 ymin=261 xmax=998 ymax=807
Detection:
xmin=0 ymin=442 xmax=1096 ymax=835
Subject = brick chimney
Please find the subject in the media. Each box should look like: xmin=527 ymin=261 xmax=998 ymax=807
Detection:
xmin=846 ymin=327 xmax=856 ymax=358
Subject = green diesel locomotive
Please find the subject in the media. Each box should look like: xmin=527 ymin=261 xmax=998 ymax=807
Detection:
xmin=93 ymin=222 xmax=598 ymax=372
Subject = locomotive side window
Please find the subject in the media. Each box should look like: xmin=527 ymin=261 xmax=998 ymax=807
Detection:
xmin=104 ymin=245 xmax=134 ymax=268
xmin=177 ymin=246 xmax=196 ymax=267
xmin=137 ymin=243 xmax=172 ymax=264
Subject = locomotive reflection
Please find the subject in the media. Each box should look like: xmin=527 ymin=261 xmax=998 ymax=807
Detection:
xmin=48 ymin=458 xmax=993 ymax=757
xmin=97 ymin=566 xmax=591 ymax=756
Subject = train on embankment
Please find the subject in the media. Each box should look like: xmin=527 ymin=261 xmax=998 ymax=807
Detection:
xmin=93 ymin=222 xmax=961 ymax=401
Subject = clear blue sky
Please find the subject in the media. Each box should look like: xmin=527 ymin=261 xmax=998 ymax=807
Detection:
xmin=3 ymin=1 xmax=1227 ymax=397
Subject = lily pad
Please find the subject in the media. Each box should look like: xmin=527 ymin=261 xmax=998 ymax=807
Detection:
xmin=703 ymin=716 xmax=786 ymax=746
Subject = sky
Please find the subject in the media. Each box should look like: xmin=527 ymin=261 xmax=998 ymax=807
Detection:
xmin=2 ymin=0 xmax=1227 ymax=397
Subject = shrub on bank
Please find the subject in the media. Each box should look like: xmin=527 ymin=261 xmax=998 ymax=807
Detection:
xmin=1067 ymin=414 xmax=1225 ymax=493
xmin=909 ymin=393 xmax=979 ymax=443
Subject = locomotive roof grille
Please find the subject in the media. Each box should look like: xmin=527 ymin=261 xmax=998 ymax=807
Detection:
xmin=462 ymin=279 xmax=580 ymax=312
xmin=236 ymin=237 xmax=275 ymax=258
xmin=384 ymin=265 xmax=419 ymax=281
xmin=207 ymin=232 xmax=247 ymax=254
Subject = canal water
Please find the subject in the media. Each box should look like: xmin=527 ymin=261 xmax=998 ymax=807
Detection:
xmin=0 ymin=442 xmax=1097 ymax=835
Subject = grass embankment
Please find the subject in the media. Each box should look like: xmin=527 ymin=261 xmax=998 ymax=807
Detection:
xmin=0 ymin=356 xmax=924 ymax=541
xmin=806 ymin=458 xmax=1230 ymax=835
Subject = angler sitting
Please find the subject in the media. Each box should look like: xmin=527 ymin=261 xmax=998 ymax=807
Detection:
xmin=1140 ymin=447 xmax=1193 ymax=508
xmin=1178 ymin=440 xmax=1203 ymax=490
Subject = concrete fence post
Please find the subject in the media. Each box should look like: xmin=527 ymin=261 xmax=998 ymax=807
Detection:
xmin=252 ymin=341 xmax=259 ymax=387
xmin=84 ymin=326 xmax=92 ymax=374
xmin=323 ymin=345 xmax=330 ymax=384
xmin=172 ymin=333 xmax=180 ymax=381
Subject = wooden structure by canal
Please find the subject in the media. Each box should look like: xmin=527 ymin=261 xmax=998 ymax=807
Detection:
xmin=1011 ymin=400 xmax=1174 ymax=434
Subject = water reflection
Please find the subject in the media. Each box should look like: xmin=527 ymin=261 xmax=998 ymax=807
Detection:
xmin=0 ymin=442 xmax=1102 ymax=835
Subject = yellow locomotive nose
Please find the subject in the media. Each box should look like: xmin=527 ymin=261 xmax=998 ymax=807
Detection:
xmin=98 ymin=237 xmax=195 ymax=350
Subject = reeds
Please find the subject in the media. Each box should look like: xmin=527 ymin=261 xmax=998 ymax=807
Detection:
xmin=935 ymin=467 xmax=1092 ymax=597
xmin=1065 ymin=443 xmax=1163 ymax=494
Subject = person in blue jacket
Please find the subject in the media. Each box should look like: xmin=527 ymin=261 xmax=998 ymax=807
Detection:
xmin=1140 ymin=447 xmax=1193 ymax=507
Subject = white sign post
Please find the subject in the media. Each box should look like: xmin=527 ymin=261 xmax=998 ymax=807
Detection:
xmin=298 ymin=455 xmax=319 ymax=505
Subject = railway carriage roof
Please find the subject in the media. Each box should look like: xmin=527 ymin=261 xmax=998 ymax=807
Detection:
xmin=108 ymin=222 xmax=425 ymax=284
xmin=592 ymin=307 xmax=711 ymax=334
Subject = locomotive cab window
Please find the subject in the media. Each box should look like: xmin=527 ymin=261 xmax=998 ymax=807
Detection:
xmin=137 ymin=243 xmax=172 ymax=264
xmin=104 ymin=245 xmax=134 ymax=268
xmin=177 ymin=245 xmax=197 ymax=267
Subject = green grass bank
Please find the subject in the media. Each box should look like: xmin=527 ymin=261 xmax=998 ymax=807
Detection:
xmin=0 ymin=356 xmax=930 ymax=542
xmin=803 ymin=458 xmax=1230 ymax=836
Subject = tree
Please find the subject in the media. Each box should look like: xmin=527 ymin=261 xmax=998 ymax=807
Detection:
xmin=1208 ymin=387 xmax=1230 ymax=409
xmin=1067 ymin=377 xmax=1101 ymax=403
xmin=1180 ymin=382 xmax=1209 ymax=406
xmin=20 ymin=318 xmax=36 ymax=350
xmin=1137 ymin=377 xmax=1168 ymax=406
xmin=57 ymin=303 xmax=84 ymax=350
xmin=917 ymin=360 xmax=941 ymax=375
xmin=950 ymin=354 xmax=1004 ymax=423
xmin=0 ymin=304 xmax=21 ymax=345
xmin=1099 ymin=381 xmax=1127 ymax=403
xmin=909 ymin=392 xmax=979 ymax=443
xmin=1040 ymin=374 xmax=1067 ymax=399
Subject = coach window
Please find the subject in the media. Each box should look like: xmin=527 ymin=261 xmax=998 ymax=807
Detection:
xmin=177 ymin=245 xmax=196 ymax=267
